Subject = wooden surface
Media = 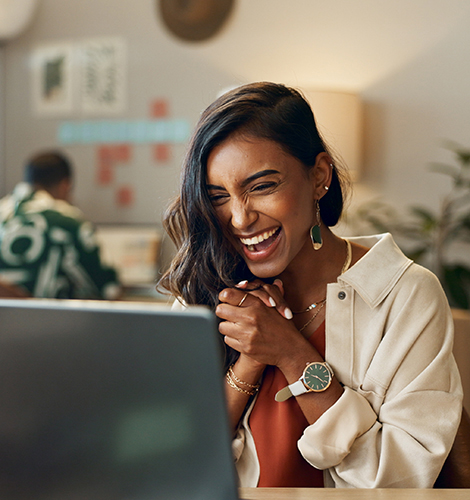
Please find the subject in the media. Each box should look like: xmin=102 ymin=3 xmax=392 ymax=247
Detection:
xmin=239 ymin=488 xmax=470 ymax=500
xmin=452 ymin=308 xmax=470 ymax=413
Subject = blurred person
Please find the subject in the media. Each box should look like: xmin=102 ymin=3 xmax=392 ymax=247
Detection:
xmin=0 ymin=150 xmax=121 ymax=299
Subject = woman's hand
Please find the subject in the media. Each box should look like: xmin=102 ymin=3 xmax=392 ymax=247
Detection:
xmin=235 ymin=278 xmax=293 ymax=319
xmin=216 ymin=279 xmax=309 ymax=368
xmin=220 ymin=278 xmax=343 ymax=431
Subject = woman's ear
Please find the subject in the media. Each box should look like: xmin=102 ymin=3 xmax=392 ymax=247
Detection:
xmin=311 ymin=152 xmax=333 ymax=199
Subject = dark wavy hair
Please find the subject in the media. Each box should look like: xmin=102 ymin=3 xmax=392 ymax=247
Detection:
xmin=158 ymin=82 xmax=350 ymax=311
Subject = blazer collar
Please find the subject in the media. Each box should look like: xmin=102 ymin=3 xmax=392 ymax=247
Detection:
xmin=337 ymin=233 xmax=413 ymax=308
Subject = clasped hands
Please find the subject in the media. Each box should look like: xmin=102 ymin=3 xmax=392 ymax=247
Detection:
xmin=216 ymin=279 xmax=315 ymax=370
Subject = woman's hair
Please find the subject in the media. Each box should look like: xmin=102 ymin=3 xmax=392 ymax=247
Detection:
xmin=158 ymin=82 xmax=350 ymax=310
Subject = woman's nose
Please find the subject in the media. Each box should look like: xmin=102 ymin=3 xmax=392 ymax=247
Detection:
xmin=230 ymin=199 xmax=258 ymax=230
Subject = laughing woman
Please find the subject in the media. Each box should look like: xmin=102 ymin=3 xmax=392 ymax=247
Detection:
xmin=159 ymin=82 xmax=462 ymax=488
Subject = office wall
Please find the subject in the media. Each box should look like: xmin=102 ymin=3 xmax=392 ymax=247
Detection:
xmin=2 ymin=0 xmax=470 ymax=267
xmin=360 ymin=19 xmax=470 ymax=211
xmin=0 ymin=0 xmax=242 ymax=267
xmin=0 ymin=0 xmax=239 ymax=222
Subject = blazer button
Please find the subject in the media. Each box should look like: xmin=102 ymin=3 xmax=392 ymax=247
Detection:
xmin=338 ymin=291 xmax=346 ymax=300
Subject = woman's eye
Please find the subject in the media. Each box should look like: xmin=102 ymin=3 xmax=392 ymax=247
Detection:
xmin=209 ymin=193 xmax=228 ymax=205
xmin=252 ymin=182 xmax=276 ymax=193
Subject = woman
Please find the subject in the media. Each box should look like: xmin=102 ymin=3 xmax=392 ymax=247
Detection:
xmin=159 ymin=82 xmax=462 ymax=488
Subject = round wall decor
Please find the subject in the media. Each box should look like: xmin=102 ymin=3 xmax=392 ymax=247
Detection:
xmin=158 ymin=0 xmax=235 ymax=42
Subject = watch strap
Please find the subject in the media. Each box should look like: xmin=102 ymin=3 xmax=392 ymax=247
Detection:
xmin=289 ymin=379 xmax=308 ymax=397
xmin=274 ymin=385 xmax=293 ymax=402
xmin=275 ymin=379 xmax=306 ymax=402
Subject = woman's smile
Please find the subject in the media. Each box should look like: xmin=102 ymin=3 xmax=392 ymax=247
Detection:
xmin=239 ymin=227 xmax=278 ymax=249
xmin=239 ymin=227 xmax=282 ymax=260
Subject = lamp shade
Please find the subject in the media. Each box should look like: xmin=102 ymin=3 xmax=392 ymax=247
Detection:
xmin=302 ymin=90 xmax=363 ymax=180
xmin=0 ymin=0 xmax=39 ymax=42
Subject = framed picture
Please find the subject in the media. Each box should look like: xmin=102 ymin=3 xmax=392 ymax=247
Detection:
xmin=78 ymin=37 xmax=127 ymax=115
xmin=31 ymin=43 xmax=74 ymax=116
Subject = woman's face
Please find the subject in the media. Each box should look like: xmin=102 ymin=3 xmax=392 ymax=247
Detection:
xmin=206 ymin=134 xmax=319 ymax=278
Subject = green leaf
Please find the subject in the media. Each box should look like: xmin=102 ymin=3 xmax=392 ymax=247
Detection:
xmin=364 ymin=217 xmax=394 ymax=233
xmin=441 ymin=139 xmax=470 ymax=166
xmin=447 ymin=224 xmax=469 ymax=242
xmin=408 ymin=206 xmax=437 ymax=232
xmin=428 ymin=162 xmax=460 ymax=179
xmin=456 ymin=151 xmax=470 ymax=166
xmin=455 ymin=215 xmax=470 ymax=231
xmin=406 ymin=247 xmax=429 ymax=262
xmin=408 ymin=206 xmax=436 ymax=221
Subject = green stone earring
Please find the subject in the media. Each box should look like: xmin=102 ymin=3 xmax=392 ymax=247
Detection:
xmin=310 ymin=201 xmax=322 ymax=250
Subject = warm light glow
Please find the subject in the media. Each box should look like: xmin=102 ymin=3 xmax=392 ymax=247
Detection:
xmin=302 ymin=90 xmax=363 ymax=181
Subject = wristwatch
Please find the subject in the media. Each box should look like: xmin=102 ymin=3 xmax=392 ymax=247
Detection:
xmin=275 ymin=361 xmax=334 ymax=402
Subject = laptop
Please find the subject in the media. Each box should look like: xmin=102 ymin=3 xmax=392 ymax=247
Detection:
xmin=0 ymin=299 xmax=239 ymax=500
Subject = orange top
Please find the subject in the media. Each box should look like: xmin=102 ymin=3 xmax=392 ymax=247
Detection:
xmin=249 ymin=321 xmax=326 ymax=487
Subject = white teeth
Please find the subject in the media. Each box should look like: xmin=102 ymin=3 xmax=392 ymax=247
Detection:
xmin=240 ymin=228 xmax=277 ymax=246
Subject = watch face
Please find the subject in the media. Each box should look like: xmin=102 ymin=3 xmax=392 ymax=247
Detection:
xmin=303 ymin=363 xmax=332 ymax=392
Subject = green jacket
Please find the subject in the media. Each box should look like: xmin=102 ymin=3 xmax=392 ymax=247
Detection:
xmin=0 ymin=184 xmax=121 ymax=299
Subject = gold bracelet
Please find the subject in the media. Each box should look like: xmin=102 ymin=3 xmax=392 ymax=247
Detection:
xmin=226 ymin=374 xmax=255 ymax=396
xmin=228 ymin=364 xmax=260 ymax=389
xmin=225 ymin=372 xmax=257 ymax=396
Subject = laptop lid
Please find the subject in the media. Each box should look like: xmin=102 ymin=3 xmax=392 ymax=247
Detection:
xmin=0 ymin=299 xmax=239 ymax=500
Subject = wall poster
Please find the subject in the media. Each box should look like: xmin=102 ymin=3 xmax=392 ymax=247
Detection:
xmin=78 ymin=37 xmax=127 ymax=115
xmin=31 ymin=43 xmax=74 ymax=116
xmin=31 ymin=37 xmax=127 ymax=117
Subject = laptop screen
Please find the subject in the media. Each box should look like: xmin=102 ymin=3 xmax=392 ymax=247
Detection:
xmin=0 ymin=299 xmax=238 ymax=500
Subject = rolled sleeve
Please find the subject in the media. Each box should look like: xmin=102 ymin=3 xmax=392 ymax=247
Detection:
xmin=298 ymin=386 xmax=377 ymax=469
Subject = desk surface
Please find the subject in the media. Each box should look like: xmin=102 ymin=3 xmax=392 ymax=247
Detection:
xmin=239 ymin=488 xmax=470 ymax=500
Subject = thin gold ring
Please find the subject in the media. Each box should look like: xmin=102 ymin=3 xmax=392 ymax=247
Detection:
xmin=237 ymin=293 xmax=248 ymax=307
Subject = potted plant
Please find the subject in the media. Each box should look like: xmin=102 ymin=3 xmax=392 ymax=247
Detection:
xmin=353 ymin=141 xmax=470 ymax=309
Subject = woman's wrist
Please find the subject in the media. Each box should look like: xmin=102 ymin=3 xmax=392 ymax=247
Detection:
xmin=226 ymin=365 xmax=260 ymax=396
xmin=276 ymin=340 xmax=323 ymax=383
xmin=232 ymin=355 xmax=265 ymax=385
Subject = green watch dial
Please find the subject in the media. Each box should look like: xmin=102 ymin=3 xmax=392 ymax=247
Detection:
xmin=303 ymin=363 xmax=332 ymax=392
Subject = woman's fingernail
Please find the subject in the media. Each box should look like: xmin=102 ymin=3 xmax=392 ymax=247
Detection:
xmin=268 ymin=296 xmax=276 ymax=307
xmin=284 ymin=307 xmax=293 ymax=320
xmin=237 ymin=280 xmax=248 ymax=287
xmin=274 ymin=279 xmax=283 ymax=286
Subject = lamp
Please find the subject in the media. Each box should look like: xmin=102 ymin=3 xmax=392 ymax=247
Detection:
xmin=0 ymin=0 xmax=39 ymax=42
xmin=302 ymin=89 xmax=363 ymax=181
